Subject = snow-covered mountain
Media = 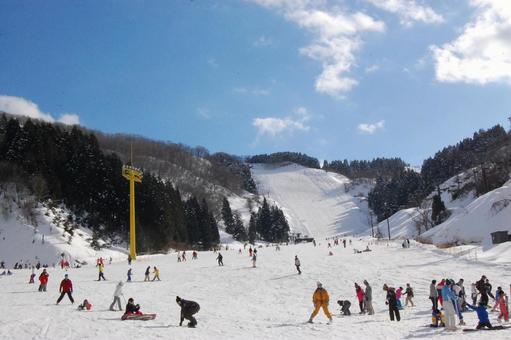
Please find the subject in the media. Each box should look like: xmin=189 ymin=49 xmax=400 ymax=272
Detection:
xmin=251 ymin=163 xmax=372 ymax=238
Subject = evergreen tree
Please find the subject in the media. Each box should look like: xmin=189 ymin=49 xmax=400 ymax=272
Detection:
xmin=248 ymin=212 xmax=257 ymax=245
xmin=431 ymin=194 xmax=447 ymax=225
xmin=232 ymin=211 xmax=247 ymax=241
xmin=221 ymin=197 xmax=235 ymax=234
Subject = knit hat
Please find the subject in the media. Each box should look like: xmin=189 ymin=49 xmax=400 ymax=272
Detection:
xmin=176 ymin=296 xmax=181 ymax=303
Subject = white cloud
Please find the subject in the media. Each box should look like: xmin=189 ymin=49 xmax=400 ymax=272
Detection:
xmin=253 ymin=35 xmax=273 ymax=47
xmin=250 ymin=1 xmax=385 ymax=97
xmin=358 ymin=120 xmax=385 ymax=134
xmin=365 ymin=64 xmax=380 ymax=73
xmin=207 ymin=58 xmax=219 ymax=68
xmin=363 ymin=0 xmax=444 ymax=26
xmin=431 ymin=0 xmax=511 ymax=85
xmin=253 ymin=107 xmax=312 ymax=137
xmin=0 ymin=95 xmax=80 ymax=125
xmin=197 ymin=107 xmax=212 ymax=119
xmin=233 ymin=87 xmax=271 ymax=96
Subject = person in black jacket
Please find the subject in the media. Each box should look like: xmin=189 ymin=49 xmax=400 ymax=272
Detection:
xmin=176 ymin=296 xmax=200 ymax=327
xmin=124 ymin=298 xmax=141 ymax=315
xmin=383 ymin=284 xmax=400 ymax=321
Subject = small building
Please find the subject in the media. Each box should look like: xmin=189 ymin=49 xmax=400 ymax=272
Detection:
xmin=490 ymin=231 xmax=509 ymax=245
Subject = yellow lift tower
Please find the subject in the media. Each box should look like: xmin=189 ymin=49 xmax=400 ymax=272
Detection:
xmin=122 ymin=164 xmax=142 ymax=260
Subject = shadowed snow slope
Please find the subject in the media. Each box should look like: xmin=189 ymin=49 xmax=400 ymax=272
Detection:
xmin=251 ymin=163 xmax=371 ymax=238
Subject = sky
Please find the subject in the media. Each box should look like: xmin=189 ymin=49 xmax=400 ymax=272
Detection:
xmin=1 ymin=0 xmax=510 ymax=166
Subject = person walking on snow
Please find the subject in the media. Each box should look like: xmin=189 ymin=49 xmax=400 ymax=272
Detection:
xmin=355 ymin=283 xmax=365 ymax=314
xmin=38 ymin=269 xmax=49 ymax=292
xmin=308 ymin=282 xmax=333 ymax=324
xmin=383 ymin=284 xmax=400 ymax=322
xmin=144 ymin=266 xmax=151 ymax=281
xmin=109 ymin=281 xmax=124 ymax=311
xmin=97 ymin=264 xmax=106 ymax=281
xmin=295 ymin=255 xmax=301 ymax=275
xmin=29 ymin=272 xmax=36 ymax=284
xmin=364 ymin=280 xmax=374 ymax=315
xmin=127 ymin=268 xmax=132 ymax=282
xmin=252 ymin=254 xmax=257 ymax=268
xmin=470 ymin=282 xmax=478 ymax=306
xmin=430 ymin=280 xmax=438 ymax=311
xmin=216 ymin=253 xmax=224 ymax=266
xmin=404 ymin=283 xmax=414 ymax=307
xmin=176 ymin=296 xmax=200 ymax=328
xmin=152 ymin=266 xmax=160 ymax=281
xmin=441 ymin=279 xmax=458 ymax=331
xmin=56 ymin=274 xmax=74 ymax=304
xmin=476 ymin=275 xmax=488 ymax=306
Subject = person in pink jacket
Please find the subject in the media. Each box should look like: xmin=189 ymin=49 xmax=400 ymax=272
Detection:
xmin=396 ymin=287 xmax=403 ymax=309
xmin=355 ymin=283 xmax=365 ymax=314
xmin=497 ymin=289 xmax=509 ymax=323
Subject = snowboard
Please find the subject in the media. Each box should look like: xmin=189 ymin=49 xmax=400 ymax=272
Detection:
xmin=463 ymin=325 xmax=509 ymax=332
xmin=121 ymin=313 xmax=156 ymax=321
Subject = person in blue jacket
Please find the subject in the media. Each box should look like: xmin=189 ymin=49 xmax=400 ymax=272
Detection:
xmin=441 ymin=280 xmax=458 ymax=331
xmin=466 ymin=302 xmax=493 ymax=330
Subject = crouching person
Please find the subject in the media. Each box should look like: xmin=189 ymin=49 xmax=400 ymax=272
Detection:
xmin=176 ymin=296 xmax=200 ymax=328
xmin=337 ymin=300 xmax=351 ymax=316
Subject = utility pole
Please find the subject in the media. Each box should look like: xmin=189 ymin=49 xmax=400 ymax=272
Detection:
xmin=369 ymin=211 xmax=374 ymax=238
xmin=385 ymin=203 xmax=391 ymax=240
xmin=122 ymin=143 xmax=142 ymax=260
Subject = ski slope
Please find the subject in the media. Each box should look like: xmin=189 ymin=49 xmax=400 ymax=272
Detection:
xmin=251 ymin=163 xmax=371 ymax=238
xmin=1 ymin=239 xmax=510 ymax=340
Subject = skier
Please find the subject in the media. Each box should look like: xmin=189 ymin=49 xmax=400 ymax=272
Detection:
xmin=109 ymin=281 xmax=124 ymax=311
xmin=383 ymin=284 xmax=400 ymax=322
xmin=308 ymin=282 xmax=333 ymax=324
xmin=364 ymin=280 xmax=374 ymax=315
xmin=127 ymin=268 xmax=132 ymax=282
xmin=466 ymin=301 xmax=493 ymax=329
xmin=56 ymin=274 xmax=74 ymax=304
xmin=355 ymin=283 xmax=365 ymax=314
xmin=430 ymin=279 xmax=438 ymax=311
xmin=251 ymin=254 xmax=257 ymax=268
xmin=176 ymin=296 xmax=200 ymax=328
xmin=97 ymin=263 xmax=106 ymax=281
xmin=77 ymin=299 xmax=92 ymax=311
xmin=152 ymin=266 xmax=160 ymax=281
xmin=404 ymin=283 xmax=414 ymax=307
xmin=337 ymin=300 xmax=351 ymax=316
xmin=38 ymin=269 xmax=49 ymax=292
xmin=295 ymin=255 xmax=301 ymax=275
xmin=144 ymin=266 xmax=151 ymax=281
xmin=497 ymin=289 xmax=509 ymax=323
xmin=441 ymin=279 xmax=458 ymax=331
xmin=216 ymin=253 xmax=224 ymax=266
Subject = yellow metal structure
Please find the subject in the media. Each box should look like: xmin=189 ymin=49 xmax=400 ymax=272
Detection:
xmin=122 ymin=165 xmax=142 ymax=260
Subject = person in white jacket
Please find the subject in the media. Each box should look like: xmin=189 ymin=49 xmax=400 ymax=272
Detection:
xmin=109 ymin=281 xmax=124 ymax=311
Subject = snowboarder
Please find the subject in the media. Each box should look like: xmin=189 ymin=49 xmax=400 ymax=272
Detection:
xmin=441 ymin=279 xmax=458 ymax=331
xmin=355 ymin=283 xmax=365 ymax=314
xmin=176 ymin=296 xmax=200 ymax=328
xmin=110 ymin=281 xmax=124 ymax=311
xmin=144 ymin=266 xmax=151 ymax=281
xmin=152 ymin=266 xmax=160 ymax=281
xmin=383 ymin=284 xmax=400 ymax=322
xmin=97 ymin=264 xmax=106 ymax=281
xmin=77 ymin=299 xmax=92 ymax=311
xmin=56 ymin=274 xmax=74 ymax=304
xmin=430 ymin=280 xmax=438 ymax=311
xmin=308 ymin=282 xmax=333 ymax=324
xmin=38 ymin=269 xmax=49 ymax=292
xmin=466 ymin=301 xmax=493 ymax=329
xmin=404 ymin=283 xmax=414 ymax=307
xmin=364 ymin=280 xmax=374 ymax=315
xmin=127 ymin=268 xmax=132 ymax=282
xmin=251 ymin=254 xmax=257 ymax=268
xmin=216 ymin=253 xmax=224 ymax=266
xmin=295 ymin=255 xmax=301 ymax=275
xmin=337 ymin=300 xmax=351 ymax=316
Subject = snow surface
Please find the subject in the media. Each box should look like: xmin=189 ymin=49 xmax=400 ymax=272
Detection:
xmin=251 ymin=163 xmax=371 ymax=238
xmin=2 ymin=239 xmax=511 ymax=340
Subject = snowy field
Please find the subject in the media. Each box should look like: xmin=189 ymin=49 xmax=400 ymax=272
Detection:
xmin=2 ymin=238 xmax=510 ymax=340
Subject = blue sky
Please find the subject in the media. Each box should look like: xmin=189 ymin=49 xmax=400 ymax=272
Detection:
xmin=1 ymin=0 xmax=510 ymax=166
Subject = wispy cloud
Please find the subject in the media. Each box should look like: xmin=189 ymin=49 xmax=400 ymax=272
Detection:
xmin=363 ymin=0 xmax=444 ymax=26
xmin=431 ymin=0 xmax=511 ymax=85
xmin=0 ymin=95 xmax=80 ymax=125
xmin=250 ymin=0 xmax=385 ymax=97
xmin=253 ymin=35 xmax=273 ymax=47
xmin=233 ymin=87 xmax=271 ymax=96
xmin=253 ymin=106 xmax=312 ymax=138
xmin=358 ymin=120 xmax=385 ymax=134
xmin=365 ymin=64 xmax=380 ymax=73
xmin=197 ymin=107 xmax=212 ymax=120
xmin=207 ymin=58 xmax=219 ymax=68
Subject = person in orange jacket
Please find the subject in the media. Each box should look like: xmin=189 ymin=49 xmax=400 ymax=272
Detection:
xmin=308 ymin=282 xmax=333 ymax=324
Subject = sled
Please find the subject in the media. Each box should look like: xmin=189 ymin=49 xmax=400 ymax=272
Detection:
xmin=121 ymin=313 xmax=156 ymax=321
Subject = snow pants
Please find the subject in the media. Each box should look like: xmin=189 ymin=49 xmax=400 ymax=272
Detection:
xmin=310 ymin=303 xmax=332 ymax=321
xmin=296 ymin=265 xmax=301 ymax=274
xmin=388 ymin=305 xmax=400 ymax=321
xmin=499 ymin=304 xmax=509 ymax=322
xmin=476 ymin=322 xmax=493 ymax=329
xmin=358 ymin=301 xmax=365 ymax=313
xmin=365 ymin=299 xmax=374 ymax=315
xmin=405 ymin=296 xmax=414 ymax=307
xmin=38 ymin=284 xmax=47 ymax=292
xmin=443 ymin=301 xmax=456 ymax=330
xmin=57 ymin=292 xmax=74 ymax=304
xmin=98 ymin=272 xmax=106 ymax=281
xmin=110 ymin=296 xmax=122 ymax=311
xmin=430 ymin=297 xmax=437 ymax=311
xmin=152 ymin=274 xmax=160 ymax=281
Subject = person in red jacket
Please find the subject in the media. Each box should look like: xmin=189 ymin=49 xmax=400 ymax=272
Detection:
xmin=56 ymin=274 xmax=74 ymax=304
xmin=355 ymin=283 xmax=365 ymax=314
xmin=38 ymin=269 xmax=49 ymax=292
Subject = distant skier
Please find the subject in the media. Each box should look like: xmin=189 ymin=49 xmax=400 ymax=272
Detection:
xmin=127 ymin=268 xmax=132 ymax=282
xmin=216 ymin=253 xmax=224 ymax=266
xmin=97 ymin=264 xmax=106 ymax=281
xmin=152 ymin=266 xmax=160 ymax=281
xmin=308 ymin=282 xmax=333 ymax=324
xmin=110 ymin=281 xmax=124 ymax=311
xmin=364 ymin=280 xmax=374 ymax=315
xmin=383 ymin=284 xmax=400 ymax=322
xmin=295 ymin=255 xmax=301 ymax=275
xmin=252 ymin=254 xmax=257 ymax=268
xmin=38 ymin=269 xmax=49 ymax=292
xmin=144 ymin=266 xmax=151 ymax=281
xmin=56 ymin=274 xmax=74 ymax=304
xmin=176 ymin=296 xmax=200 ymax=328
xmin=404 ymin=283 xmax=414 ymax=307
xmin=355 ymin=283 xmax=365 ymax=314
